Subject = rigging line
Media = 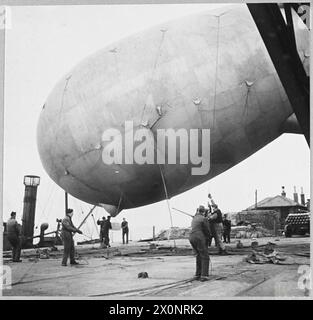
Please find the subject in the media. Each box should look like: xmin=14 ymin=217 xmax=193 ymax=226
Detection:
xmin=78 ymin=203 xmax=92 ymax=238
xmin=54 ymin=76 xmax=71 ymax=156
xmin=91 ymin=213 xmax=100 ymax=238
xmin=158 ymin=164 xmax=176 ymax=249
xmin=140 ymin=30 xmax=167 ymax=125
xmin=75 ymin=205 xmax=97 ymax=233
xmin=82 ymin=207 xmax=93 ymax=238
xmin=212 ymin=16 xmax=221 ymax=130
xmin=39 ymin=183 xmax=56 ymax=222
xmin=242 ymin=89 xmax=250 ymax=119
xmin=116 ymin=192 xmax=123 ymax=213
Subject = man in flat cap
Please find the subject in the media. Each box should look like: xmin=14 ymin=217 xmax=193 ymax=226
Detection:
xmin=6 ymin=211 xmax=22 ymax=262
xmin=189 ymin=205 xmax=211 ymax=281
xmin=61 ymin=208 xmax=82 ymax=266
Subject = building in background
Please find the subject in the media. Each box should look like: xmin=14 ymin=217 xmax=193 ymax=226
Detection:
xmin=245 ymin=186 xmax=308 ymax=228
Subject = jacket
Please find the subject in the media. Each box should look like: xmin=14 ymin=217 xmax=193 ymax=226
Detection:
xmin=61 ymin=216 xmax=79 ymax=235
xmin=223 ymin=219 xmax=231 ymax=231
xmin=7 ymin=218 xmax=20 ymax=237
xmin=121 ymin=221 xmax=129 ymax=231
xmin=190 ymin=213 xmax=211 ymax=237
xmin=102 ymin=220 xmax=112 ymax=233
xmin=209 ymin=209 xmax=223 ymax=223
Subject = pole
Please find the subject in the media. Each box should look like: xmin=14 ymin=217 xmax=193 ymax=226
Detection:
xmin=153 ymin=226 xmax=155 ymax=241
xmin=172 ymin=207 xmax=194 ymax=218
xmin=159 ymin=165 xmax=176 ymax=248
xmin=65 ymin=192 xmax=68 ymax=214
xmin=74 ymin=205 xmax=97 ymax=236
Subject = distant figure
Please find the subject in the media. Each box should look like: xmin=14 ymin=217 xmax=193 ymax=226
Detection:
xmin=189 ymin=205 xmax=211 ymax=282
xmin=97 ymin=216 xmax=106 ymax=246
xmin=7 ymin=212 xmax=22 ymax=262
xmin=61 ymin=208 xmax=82 ymax=266
xmin=121 ymin=218 xmax=129 ymax=244
xmin=222 ymin=214 xmax=231 ymax=243
xmin=102 ymin=216 xmax=112 ymax=248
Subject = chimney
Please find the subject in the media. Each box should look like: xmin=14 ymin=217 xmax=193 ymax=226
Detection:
xmin=293 ymin=186 xmax=299 ymax=203
xmin=300 ymin=187 xmax=305 ymax=206
xmin=255 ymin=189 xmax=258 ymax=209
xmin=306 ymin=199 xmax=310 ymax=211
xmin=281 ymin=186 xmax=286 ymax=197
xmin=21 ymin=175 xmax=40 ymax=248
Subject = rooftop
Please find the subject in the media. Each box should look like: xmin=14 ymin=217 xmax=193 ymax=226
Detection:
xmin=247 ymin=195 xmax=307 ymax=210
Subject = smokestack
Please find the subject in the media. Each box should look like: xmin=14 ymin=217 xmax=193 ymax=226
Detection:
xmin=281 ymin=186 xmax=286 ymax=197
xmin=21 ymin=175 xmax=40 ymax=248
xmin=293 ymin=186 xmax=299 ymax=203
xmin=255 ymin=189 xmax=258 ymax=209
xmin=300 ymin=187 xmax=305 ymax=206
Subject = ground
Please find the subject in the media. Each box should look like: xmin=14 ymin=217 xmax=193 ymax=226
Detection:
xmin=2 ymin=236 xmax=311 ymax=298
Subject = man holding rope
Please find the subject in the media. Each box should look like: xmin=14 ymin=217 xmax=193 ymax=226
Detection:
xmin=189 ymin=205 xmax=211 ymax=282
xmin=61 ymin=208 xmax=82 ymax=266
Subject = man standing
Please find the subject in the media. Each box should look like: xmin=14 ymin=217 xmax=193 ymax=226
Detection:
xmin=208 ymin=204 xmax=227 ymax=254
xmin=97 ymin=216 xmax=106 ymax=246
xmin=222 ymin=214 xmax=231 ymax=243
xmin=121 ymin=218 xmax=129 ymax=244
xmin=189 ymin=205 xmax=211 ymax=282
xmin=7 ymin=212 xmax=22 ymax=262
xmin=61 ymin=208 xmax=82 ymax=266
xmin=102 ymin=216 xmax=112 ymax=248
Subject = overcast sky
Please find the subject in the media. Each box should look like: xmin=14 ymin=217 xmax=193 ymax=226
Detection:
xmin=3 ymin=4 xmax=310 ymax=243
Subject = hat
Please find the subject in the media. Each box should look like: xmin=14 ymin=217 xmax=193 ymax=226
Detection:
xmin=198 ymin=205 xmax=205 ymax=213
xmin=66 ymin=208 xmax=73 ymax=214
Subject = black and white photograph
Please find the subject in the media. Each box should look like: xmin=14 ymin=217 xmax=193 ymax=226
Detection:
xmin=0 ymin=1 xmax=311 ymax=301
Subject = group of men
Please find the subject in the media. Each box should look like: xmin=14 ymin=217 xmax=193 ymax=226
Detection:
xmin=189 ymin=195 xmax=232 ymax=282
xmin=97 ymin=216 xmax=129 ymax=247
xmin=6 ymin=208 xmax=130 ymax=266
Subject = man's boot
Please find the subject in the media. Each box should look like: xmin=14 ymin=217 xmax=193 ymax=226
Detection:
xmin=200 ymin=276 xmax=210 ymax=282
xmin=200 ymin=257 xmax=210 ymax=281
xmin=219 ymin=249 xmax=228 ymax=255
xmin=193 ymin=256 xmax=201 ymax=280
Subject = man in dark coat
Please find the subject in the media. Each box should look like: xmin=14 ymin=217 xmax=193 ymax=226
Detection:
xmin=7 ymin=211 xmax=22 ymax=262
xmin=121 ymin=218 xmax=129 ymax=244
xmin=222 ymin=214 xmax=231 ymax=243
xmin=97 ymin=216 xmax=106 ymax=246
xmin=61 ymin=208 xmax=82 ymax=266
xmin=189 ymin=205 xmax=211 ymax=281
xmin=208 ymin=204 xmax=227 ymax=254
xmin=102 ymin=216 xmax=112 ymax=248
